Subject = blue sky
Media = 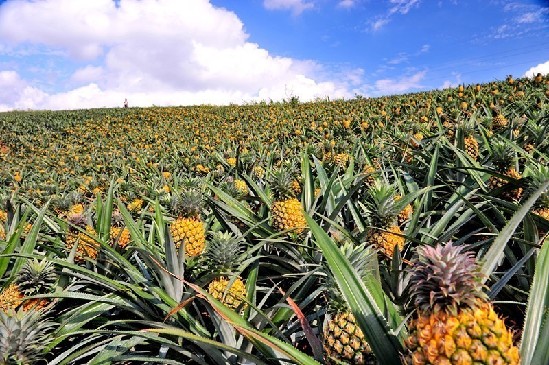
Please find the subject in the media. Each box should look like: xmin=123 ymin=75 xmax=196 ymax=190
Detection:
xmin=0 ymin=0 xmax=548 ymax=111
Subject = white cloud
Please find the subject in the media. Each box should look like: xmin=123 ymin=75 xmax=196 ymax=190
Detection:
xmin=369 ymin=0 xmax=420 ymax=31
xmin=375 ymin=70 xmax=426 ymax=94
xmin=388 ymin=0 xmax=420 ymax=15
xmin=0 ymin=0 xmax=353 ymax=111
xmin=338 ymin=0 xmax=356 ymax=8
xmin=371 ymin=17 xmax=390 ymax=31
xmin=263 ymin=0 xmax=314 ymax=15
xmin=71 ymin=66 xmax=104 ymax=84
xmin=524 ymin=61 xmax=549 ymax=78
xmin=0 ymin=70 xmax=47 ymax=111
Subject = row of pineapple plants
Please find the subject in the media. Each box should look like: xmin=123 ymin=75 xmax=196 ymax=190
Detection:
xmin=0 ymin=74 xmax=548 ymax=364
xmin=1 ymin=147 xmax=548 ymax=363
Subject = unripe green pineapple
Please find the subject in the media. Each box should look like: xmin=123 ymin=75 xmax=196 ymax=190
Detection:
xmin=205 ymin=231 xmax=247 ymax=311
xmin=404 ymin=242 xmax=520 ymax=365
xmin=269 ymin=169 xmax=307 ymax=234
xmin=170 ymin=189 xmax=206 ymax=258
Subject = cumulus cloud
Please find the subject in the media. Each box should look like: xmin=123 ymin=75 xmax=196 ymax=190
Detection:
xmin=375 ymin=70 xmax=426 ymax=94
xmin=0 ymin=70 xmax=47 ymax=111
xmin=263 ymin=0 xmax=314 ymax=15
xmin=0 ymin=0 xmax=352 ymax=110
xmin=524 ymin=61 xmax=549 ymax=77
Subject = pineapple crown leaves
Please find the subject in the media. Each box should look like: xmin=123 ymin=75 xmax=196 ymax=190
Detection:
xmin=323 ymin=241 xmax=378 ymax=310
xmin=490 ymin=139 xmax=516 ymax=170
xmin=268 ymin=168 xmax=297 ymax=200
xmin=15 ymin=259 xmax=57 ymax=296
xmin=407 ymin=242 xmax=487 ymax=315
xmin=524 ymin=164 xmax=549 ymax=207
xmin=364 ymin=180 xmax=400 ymax=226
xmin=205 ymin=231 xmax=246 ymax=273
xmin=0 ymin=309 xmax=57 ymax=365
xmin=170 ymin=188 xmax=203 ymax=218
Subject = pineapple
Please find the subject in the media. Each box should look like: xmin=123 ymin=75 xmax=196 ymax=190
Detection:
xmin=395 ymin=194 xmax=413 ymax=225
xmin=487 ymin=140 xmax=523 ymax=201
xmin=364 ymin=180 xmax=406 ymax=259
xmin=66 ymin=211 xmax=100 ymax=262
xmin=0 ymin=309 xmax=56 ymax=365
xmin=459 ymin=119 xmax=479 ymax=161
xmin=269 ymin=169 xmax=307 ymax=234
xmin=333 ymin=153 xmax=350 ymax=168
xmin=0 ymin=259 xmax=56 ymax=312
xmin=323 ymin=242 xmax=376 ymax=364
xmin=127 ymin=198 xmax=144 ymax=214
xmin=170 ymin=189 xmax=206 ymax=258
xmin=205 ymin=231 xmax=247 ymax=311
xmin=110 ymin=210 xmax=131 ymax=249
xmin=404 ymin=242 xmax=520 ymax=364
xmin=410 ymin=132 xmax=423 ymax=148
xmin=233 ymin=178 xmax=248 ymax=196
xmin=492 ymin=114 xmax=508 ymax=129
xmin=464 ymin=135 xmax=479 ymax=161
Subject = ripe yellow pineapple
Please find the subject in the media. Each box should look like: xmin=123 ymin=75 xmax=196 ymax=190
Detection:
xmin=364 ymin=181 xmax=406 ymax=259
xmin=208 ymin=276 xmax=246 ymax=311
xmin=170 ymin=189 xmax=206 ymax=258
xmin=333 ymin=153 xmax=350 ymax=168
xmin=493 ymin=114 xmax=508 ymax=129
xmin=233 ymin=178 xmax=248 ymax=196
xmin=464 ymin=135 xmax=479 ymax=160
xmin=269 ymin=169 xmax=307 ymax=234
xmin=404 ymin=242 xmax=520 ymax=365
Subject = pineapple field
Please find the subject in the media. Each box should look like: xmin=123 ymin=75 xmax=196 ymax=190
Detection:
xmin=1 ymin=74 xmax=549 ymax=365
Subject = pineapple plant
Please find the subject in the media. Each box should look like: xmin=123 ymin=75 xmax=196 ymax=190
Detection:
xmin=0 ymin=309 xmax=56 ymax=365
xmin=0 ymin=259 xmax=56 ymax=312
xmin=205 ymin=231 xmax=247 ymax=311
xmin=110 ymin=210 xmax=131 ymax=249
xmin=66 ymin=207 xmax=99 ymax=263
xmin=525 ymin=164 xmax=549 ymax=235
xmin=169 ymin=189 xmax=206 ymax=258
xmin=322 ymin=241 xmax=376 ymax=364
xmin=404 ymin=242 xmax=520 ymax=364
xmin=269 ymin=169 xmax=307 ymax=234
xmin=459 ymin=119 xmax=479 ymax=161
xmin=364 ymin=180 xmax=406 ymax=259
xmin=487 ymin=140 xmax=523 ymax=201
